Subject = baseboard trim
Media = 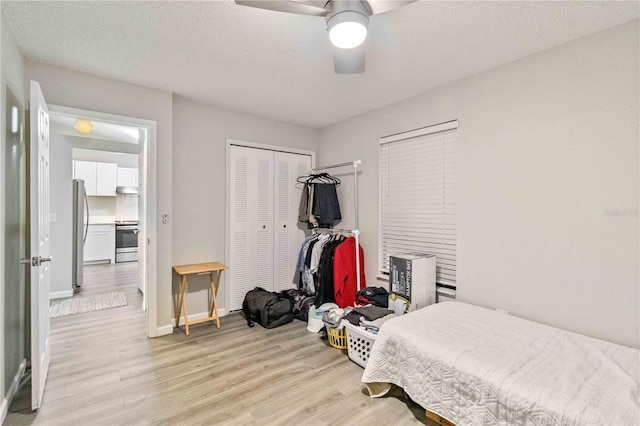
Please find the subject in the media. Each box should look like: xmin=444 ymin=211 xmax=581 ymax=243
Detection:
xmin=156 ymin=324 xmax=173 ymax=337
xmin=49 ymin=290 xmax=73 ymax=300
xmin=0 ymin=359 xmax=27 ymax=424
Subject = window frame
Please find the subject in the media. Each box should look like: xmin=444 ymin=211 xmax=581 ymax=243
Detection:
xmin=378 ymin=119 xmax=458 ymax=286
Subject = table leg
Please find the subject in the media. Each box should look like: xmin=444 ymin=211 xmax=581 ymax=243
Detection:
xmin=183 ymin=277 xmax=190 ymax=336
xmin=210 ymin=271 xmax=221 ymax=328
xmin=176 ymin=275 xmax=185 ymax=330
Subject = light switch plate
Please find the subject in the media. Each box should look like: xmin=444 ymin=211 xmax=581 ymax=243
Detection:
xmin=50 ymin=213 xmax=57 ymax=223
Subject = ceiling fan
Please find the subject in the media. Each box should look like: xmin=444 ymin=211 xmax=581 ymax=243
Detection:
xmin=234 ymin=0 xmax=416 ymax=74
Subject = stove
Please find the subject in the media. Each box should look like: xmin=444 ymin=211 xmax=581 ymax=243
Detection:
xmin=115 ymin=220 xmax=139 ymax=225
xmin=115 ymin=220 xmax=139 ymax=263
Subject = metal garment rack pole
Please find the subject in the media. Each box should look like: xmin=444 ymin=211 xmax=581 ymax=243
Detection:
xmin=310 ymin=159 xmax=362 ymax=291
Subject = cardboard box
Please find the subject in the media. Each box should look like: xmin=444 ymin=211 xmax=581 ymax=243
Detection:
xmin=388 ymin=253 xmax=436 ymax=315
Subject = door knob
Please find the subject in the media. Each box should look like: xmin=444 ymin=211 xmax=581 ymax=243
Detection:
xmin=20 ymin=257 xmax=48 ymax=266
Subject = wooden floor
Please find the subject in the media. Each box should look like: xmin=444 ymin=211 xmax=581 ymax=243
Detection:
xmin=6 ymin=262 xmax=432 ymax=426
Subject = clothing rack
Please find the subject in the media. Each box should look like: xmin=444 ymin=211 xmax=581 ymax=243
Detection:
xmin=305 ymin=160 xmax=363 ymax=296
xmin=312 ymin=228 xmax=361 ymax=292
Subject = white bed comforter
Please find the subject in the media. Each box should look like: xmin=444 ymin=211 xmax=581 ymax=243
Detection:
xmin=362 ymin=302 xmax=640 ymax=426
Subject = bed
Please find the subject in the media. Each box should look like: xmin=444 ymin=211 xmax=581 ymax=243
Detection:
xmin=361 ymin=302 xmax=640 ymax=426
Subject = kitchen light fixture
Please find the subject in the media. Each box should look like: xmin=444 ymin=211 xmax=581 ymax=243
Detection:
xmin=74 ymin=118 xmax=93 ymax=135
xmin=327 ymin=10 xmax=368 ymax=49
xmin=11 ymin=107 xmax=18 ymax=134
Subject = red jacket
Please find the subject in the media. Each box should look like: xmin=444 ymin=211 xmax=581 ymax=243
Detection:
xmin=333 ymin=237 xmax=366 ymax=308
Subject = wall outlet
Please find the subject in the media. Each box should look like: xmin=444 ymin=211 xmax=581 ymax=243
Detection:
xmin=162 ymin=213 xmax=169 ymax=224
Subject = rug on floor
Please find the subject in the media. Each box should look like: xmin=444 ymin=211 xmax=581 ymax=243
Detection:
xmin=50 ymin=291 xmax=128 ymax=318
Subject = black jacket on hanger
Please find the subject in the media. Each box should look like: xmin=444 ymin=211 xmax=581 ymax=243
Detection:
xmin=314 ymin=238 xmax=343 ymax=307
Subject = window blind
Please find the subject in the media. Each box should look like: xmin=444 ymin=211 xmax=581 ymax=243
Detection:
xmin=379 ymin=121 xmax=458 ymax=286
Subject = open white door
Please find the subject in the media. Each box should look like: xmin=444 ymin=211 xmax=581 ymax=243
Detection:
xmin=137 ymin=128 xmax=147 ymax=310
xmin=28 ymin=80 xmax=51 ymax=410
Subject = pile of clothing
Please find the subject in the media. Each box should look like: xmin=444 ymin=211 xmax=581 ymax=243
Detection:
xmin=355 ymin=286 xmax=389 ymax=308
xmin=344 ymin=305 xmax=396 ymax=335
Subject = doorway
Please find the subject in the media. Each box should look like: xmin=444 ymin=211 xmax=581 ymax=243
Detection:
xmin=47 ymin=105 xmax=157 ymax=337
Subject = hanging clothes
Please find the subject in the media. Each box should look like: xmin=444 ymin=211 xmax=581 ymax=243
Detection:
xmin=333 ymin=236 xmax=366 ymax=308
xmin=297 ymin=233 xmax=318 ymax=293
xmin=298 ymin=184 xmax=310 ymax=223
xmin=312 ymin=183 xmax=341 ymax=228
xmin=297 ymin=173 xmax=341 ymax=229
xmin=314 ymin=238 xmax=343 ymax=307
xmin=309 ymin=234 xmax=331 ymax=273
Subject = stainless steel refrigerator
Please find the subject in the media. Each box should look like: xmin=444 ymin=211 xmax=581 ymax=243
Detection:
xmin=72 ymin=179 xmax=89 ymax=292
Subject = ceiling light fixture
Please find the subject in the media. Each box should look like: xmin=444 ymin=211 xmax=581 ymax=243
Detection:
xmin=74 ymin=118 xmax=93 ymax=135
xmin=11 ymin=107 xmax=18 ymax=134
xmin=327 ymin=9 xmax=369 ymax=49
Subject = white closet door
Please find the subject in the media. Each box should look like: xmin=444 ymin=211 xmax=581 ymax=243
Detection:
xmin=228 ymin=146 xmax=274 ymax=311
xmin=273 ymin=152 xmax=312 ymax=292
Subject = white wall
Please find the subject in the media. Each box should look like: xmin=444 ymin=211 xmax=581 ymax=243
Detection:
xmin=25 ymin=61 xmax=175 ymax=333
xmin=0 ymin=11 xmax=26 ymax=420
xmin=171 ymin=95 xmax=318 ymax=319
xmin=318 ymin=21 xmax=639 ymax=347
xmin=49 ymin=134 xmax=74 ymax=298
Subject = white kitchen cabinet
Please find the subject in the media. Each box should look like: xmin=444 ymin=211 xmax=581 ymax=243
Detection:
xmin=72 ymin=161 xmax=117 ymax=196
xmin=84 ymin=224 xmax=115 ymax=263
xmin=96 ymin=162 xmax=117 ymax=196
xmin=73 ymin=160 xmax=97 ymax=195
xmin=117 ymin=167 xmax=138 ymax=187
xmin=227 ymin=145 xmax=312 ymax=311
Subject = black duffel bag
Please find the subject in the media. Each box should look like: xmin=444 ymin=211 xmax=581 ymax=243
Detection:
xmin=242 ymin=287 xmax=294 ymax=329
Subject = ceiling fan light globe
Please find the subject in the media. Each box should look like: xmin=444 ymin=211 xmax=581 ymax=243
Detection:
xmin=330 ymin=21 xmax=367 ymax=49
xmin=327 ymin=10 xmax=368 ymax=49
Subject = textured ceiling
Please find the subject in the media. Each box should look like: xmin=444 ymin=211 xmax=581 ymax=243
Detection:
xmin=2 ymin=1 xmax=638 ymax=128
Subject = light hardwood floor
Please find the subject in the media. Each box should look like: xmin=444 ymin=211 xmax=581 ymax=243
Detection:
xmin=6 ymin=262 xmax=432 ymax=426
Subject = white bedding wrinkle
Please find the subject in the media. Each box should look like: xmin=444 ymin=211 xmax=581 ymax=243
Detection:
xmin=361 ymin=302 xmax=640 ymax=426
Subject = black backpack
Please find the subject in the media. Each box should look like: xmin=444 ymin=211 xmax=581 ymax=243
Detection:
xmin=242 ymin=287 xmax=294 ymax=329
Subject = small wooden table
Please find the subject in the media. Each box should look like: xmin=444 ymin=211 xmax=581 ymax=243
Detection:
xmin=172 ymin=261 xmax=226 ymax=336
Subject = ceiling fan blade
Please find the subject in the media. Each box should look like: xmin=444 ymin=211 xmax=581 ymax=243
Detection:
xmin=332 ymin=44 xmax=365 ymax=74
xmin=365 ymin=0 xmax=416 ymax=15
xmin=234 ymin=0 xmax=330 ymax=17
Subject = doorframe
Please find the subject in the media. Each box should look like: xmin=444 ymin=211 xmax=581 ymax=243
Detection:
xmin=224 ymin=139 xmax=315 ymax=312
xmin=48 ymin=104 xmax=159 ymax=337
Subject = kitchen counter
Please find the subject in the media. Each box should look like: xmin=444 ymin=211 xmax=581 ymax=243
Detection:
xmin=88 ymin=216 xmax=116 ymax=225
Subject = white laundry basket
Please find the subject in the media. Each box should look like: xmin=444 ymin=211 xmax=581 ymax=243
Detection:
xmin=344 ymin=321 xmax=378 ymax=368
